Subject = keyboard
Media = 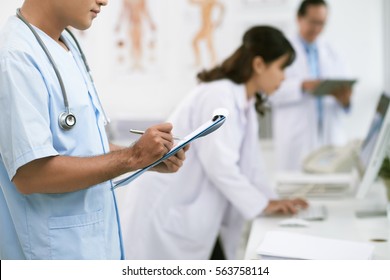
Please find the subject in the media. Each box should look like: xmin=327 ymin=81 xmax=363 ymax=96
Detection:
xmin=276 ymin=183 xmax=351 ymax=198
xmin=295 ymin=205 xmax=327 ymax=221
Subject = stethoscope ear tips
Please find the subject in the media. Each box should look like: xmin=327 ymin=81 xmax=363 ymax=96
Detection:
xmin=59 ymin=112 xmax=76 ymax=130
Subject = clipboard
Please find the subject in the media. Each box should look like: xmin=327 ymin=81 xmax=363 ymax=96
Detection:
xmin=311 ymin=79 xmax=357 ymax=96
xmin=112 ymin=110 xmax=228 ymax=189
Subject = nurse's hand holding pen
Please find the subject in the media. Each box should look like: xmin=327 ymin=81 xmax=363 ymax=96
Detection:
xmin=128 ymin=123 xmax=189 ymax=173
xmin=13 ymin=123 xmax=189 ymax=195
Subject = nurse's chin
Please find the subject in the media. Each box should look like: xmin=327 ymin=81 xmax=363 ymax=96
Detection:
xmin=72 ymin=21 xmax=93 ymax=31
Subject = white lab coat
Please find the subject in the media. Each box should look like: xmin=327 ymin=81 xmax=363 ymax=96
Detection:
xmin=270 ymin=34 xmax=351 ymax=171
xmin=117 ymin=79 xmax=277 ymax=260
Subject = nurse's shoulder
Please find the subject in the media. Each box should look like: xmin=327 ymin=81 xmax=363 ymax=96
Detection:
xmin=0 ymin=16 xmax=42 ymax=63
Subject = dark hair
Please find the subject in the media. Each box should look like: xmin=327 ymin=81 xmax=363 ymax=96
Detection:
xmin=196 ymin=25 xmax=295 ymax=115
xmin=297 ymin=0 xmax=327 ymax=17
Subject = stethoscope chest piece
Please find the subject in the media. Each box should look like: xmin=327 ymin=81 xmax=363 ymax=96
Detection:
xmin=59 ymin=111 xmax=76 ymax=130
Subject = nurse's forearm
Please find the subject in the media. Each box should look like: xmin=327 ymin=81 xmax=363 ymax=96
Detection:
xmin=109 ymin=142 xmax=125 ymax=152
xmin=12 ymin=123 xmax=178 ymax=194
xmin=12 ymin=148 xmax=138 ymax=195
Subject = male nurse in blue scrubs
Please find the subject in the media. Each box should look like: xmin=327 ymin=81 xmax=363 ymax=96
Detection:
xmin=0 ymin=0 xmax=188 ymax=259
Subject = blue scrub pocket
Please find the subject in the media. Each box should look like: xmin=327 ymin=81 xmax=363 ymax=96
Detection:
xmin=48 ymin=210 xmax=105 ymax=259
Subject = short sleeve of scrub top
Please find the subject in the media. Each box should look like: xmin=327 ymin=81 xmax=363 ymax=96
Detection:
xmin=0 ymin=52 xmax=59 ymax=180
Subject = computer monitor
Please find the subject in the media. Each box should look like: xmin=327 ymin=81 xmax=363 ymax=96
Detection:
xmin=387 ymin=135 xmax=390 ymax=159
xmin=356 ymin=93 xmax=390 ymax=198
xmin=387 ymin=143 xmax=390 ymax=159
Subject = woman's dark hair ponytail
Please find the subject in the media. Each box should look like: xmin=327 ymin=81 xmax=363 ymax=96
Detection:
xmin=197 ymin=45 xmax=253 ymax=83
xmin=197 ymin=25 xmax=295 ymax=114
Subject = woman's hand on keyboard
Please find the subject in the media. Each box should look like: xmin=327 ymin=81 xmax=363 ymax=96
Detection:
xmin=263 ymin=198 xmax=308 ymax=215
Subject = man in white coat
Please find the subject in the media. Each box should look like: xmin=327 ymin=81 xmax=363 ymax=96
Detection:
xmin=270 ymin=0 xmax=352 ymax=171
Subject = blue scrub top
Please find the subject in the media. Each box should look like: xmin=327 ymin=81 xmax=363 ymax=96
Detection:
xmin=0 ymin=16 xmax=123 ymax=259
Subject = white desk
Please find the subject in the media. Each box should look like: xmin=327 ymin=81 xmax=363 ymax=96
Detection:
xmin=245 ymin=182 xmax=390 ymax=260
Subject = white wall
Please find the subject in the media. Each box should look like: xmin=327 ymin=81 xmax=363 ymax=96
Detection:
xmin=323 ymin=0 xmax=384 ymax=140
xmin=0 ymin=0 xmax=385 ymax=140
xmin=0 ymin=0 xmax=23 ymax=27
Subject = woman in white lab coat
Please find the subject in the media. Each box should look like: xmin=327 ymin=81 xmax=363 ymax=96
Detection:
xmin=118 ymin=26 xmax=307 ymax=260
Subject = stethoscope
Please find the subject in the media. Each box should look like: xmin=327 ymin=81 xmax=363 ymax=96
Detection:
xmin=16 ymin=8 xmax=109 ymax=130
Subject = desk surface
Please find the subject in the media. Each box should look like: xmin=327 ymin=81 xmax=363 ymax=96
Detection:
xmin=245 ymin=183 xmax=390 ymax=260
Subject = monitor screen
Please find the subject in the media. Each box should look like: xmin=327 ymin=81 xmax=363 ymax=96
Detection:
xmin=356 ymin=93 xmax=390 ymax=198
xmin=359 ymin=94 xmax=390 ymax=169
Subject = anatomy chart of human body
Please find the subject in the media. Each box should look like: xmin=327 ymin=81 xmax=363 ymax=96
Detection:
xmin=115 ymin=0 xmax=157 ymax=72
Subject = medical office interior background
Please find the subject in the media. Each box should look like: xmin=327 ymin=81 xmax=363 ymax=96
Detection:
xmin=1 ymin=0 xmax=389 ymax=163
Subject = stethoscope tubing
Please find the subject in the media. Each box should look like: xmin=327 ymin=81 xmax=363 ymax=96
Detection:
xmin=15 ymin=8 xmax=110 ymax=129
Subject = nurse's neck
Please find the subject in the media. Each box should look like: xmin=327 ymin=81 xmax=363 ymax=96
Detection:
xmin=19 ymin=4 xmax=69 ymax=51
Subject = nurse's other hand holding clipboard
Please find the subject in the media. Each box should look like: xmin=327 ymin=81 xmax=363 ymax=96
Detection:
xmin=128 ymin=123 xmax=189 ymax=173
xmin=151 ymin=144 xmax=190 ymax=173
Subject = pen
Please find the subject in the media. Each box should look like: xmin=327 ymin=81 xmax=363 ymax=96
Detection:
xmin=129 ymin=129 xmax=182 ymax=141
